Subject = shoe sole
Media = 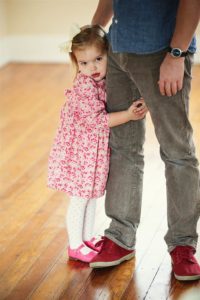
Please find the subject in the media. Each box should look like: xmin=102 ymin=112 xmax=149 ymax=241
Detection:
xmin=68 ymin=256 xmax=90 ymax=263
xmin=174 ymin=273 xmax=200 ymax=281
xmin=89 ymin=252 xmax=135 ymax=268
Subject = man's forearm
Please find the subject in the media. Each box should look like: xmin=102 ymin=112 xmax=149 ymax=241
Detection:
xmin=92 ymin=0 xmax=113 ymax=27
xmin=170 ymin=0 xmax=200 ymax=51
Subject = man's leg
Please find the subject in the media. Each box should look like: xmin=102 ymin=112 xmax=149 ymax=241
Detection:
xmin=124 ymin=50 xmax=200 ymax=280
xmin=90 ymin=49 xmax=200 ymax=272
xmin=126 ymin=51 xmax=200 ymax=250
xmin=104 ymin=51 xmax=146 ymax=250
xmin=90 ymin=50 xmax=146 ymax=268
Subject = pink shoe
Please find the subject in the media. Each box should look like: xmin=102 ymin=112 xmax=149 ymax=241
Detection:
xmin=84 ymin=236 xmax=104 ymax=253
xmin=68 ymin=244 xmax=97 ymax=263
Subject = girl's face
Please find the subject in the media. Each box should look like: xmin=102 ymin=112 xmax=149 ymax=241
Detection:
xmin=74 ymin=45 xmax=107 ymax=81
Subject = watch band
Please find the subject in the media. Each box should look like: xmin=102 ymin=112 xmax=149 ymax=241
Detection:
xmin=168 ymin=47 xmax=188 ymax=58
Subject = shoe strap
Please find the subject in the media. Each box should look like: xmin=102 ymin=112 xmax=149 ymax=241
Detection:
xmin=95 ymin=236 xmax=105 ymax=247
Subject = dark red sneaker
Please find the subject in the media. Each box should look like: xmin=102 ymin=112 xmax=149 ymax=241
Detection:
xmin=84 ymin=236 xmax=104 ymax=252
xmin=170 ymin=245 xmax=200 ymax=281
xmin=89 ymin=236 xmax=135 ymax=268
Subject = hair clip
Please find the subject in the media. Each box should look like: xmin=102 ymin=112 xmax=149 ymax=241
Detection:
xmin=59 ymin=23 xmax=81 ymax=53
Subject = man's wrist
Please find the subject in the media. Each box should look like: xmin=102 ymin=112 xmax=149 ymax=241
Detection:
xmin=167 ymin=46 xmax=188 ymax=58
xmin=165 ymin=52 xmax=185 ymax=63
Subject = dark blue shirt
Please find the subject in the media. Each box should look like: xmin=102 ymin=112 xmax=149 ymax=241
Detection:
xmin=108 ymin=0 xmax=196 ymax=54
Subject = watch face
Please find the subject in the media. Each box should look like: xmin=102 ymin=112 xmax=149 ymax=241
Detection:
xmin=171 ymin=48 xmax=182 ymax=57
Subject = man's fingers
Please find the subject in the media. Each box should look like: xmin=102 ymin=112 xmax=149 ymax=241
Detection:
xmin=164 ymin=81 xmax=172 ymax=97
xmin=177 ymin=79 xmax=183 ymax=92
xmin=159 ymin=80 xmax=182 ymax=96
xmin=158 ymin=80 xmax=165 ymax=96
xmin=171 ymin=81 xmax=178 ymax=96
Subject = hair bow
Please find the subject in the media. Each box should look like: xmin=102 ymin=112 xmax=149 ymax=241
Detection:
xmin=59 ymin=23 xmax=81 ymax=53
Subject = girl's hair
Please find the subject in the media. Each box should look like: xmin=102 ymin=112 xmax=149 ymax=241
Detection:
xmin=69 ymin=25 xmax=109 ymax=70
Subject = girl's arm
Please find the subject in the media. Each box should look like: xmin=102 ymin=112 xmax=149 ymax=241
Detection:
xmin=108 ymin=99 xmax=148 ymax=128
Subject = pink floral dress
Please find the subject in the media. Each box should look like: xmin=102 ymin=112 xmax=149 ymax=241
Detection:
xmin=48 ymin=73 xmax=110 ymax=200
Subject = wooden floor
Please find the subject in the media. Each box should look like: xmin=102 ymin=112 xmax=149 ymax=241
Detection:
xmin=0 ymin=63 xmax=200 ymax=300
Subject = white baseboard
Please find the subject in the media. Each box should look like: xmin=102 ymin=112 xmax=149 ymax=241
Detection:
xmin=0 ymin=35 xmax=70 ymax=67
xmin=0 ymin=37 xmax=10 ymax=67
xmin=0 ymin=34 xmax=200 ymax=67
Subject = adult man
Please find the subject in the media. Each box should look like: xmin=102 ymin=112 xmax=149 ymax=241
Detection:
xmin=90 ymin=0 xmax=200 ymax=281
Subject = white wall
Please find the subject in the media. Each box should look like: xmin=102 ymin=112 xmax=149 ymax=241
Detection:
xmin=0 ymin=0 xmax=9 ymax=66
xmin=0 ymin=0 xmax=99 ymax=66
xmin=0 ymin=0 xmax=200 ymax=67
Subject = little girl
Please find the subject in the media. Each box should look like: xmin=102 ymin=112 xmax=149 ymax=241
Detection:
xmin=48 ymin=24 xmax=148 ymax=263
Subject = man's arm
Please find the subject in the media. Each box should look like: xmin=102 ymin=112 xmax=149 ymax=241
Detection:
xmin=159 ymin=0 xmax=200 ymax=97
xmin=92 ymin=0 xmax=113 ymax=27
xmin=171 ymin=0 xmax=200 ymax=51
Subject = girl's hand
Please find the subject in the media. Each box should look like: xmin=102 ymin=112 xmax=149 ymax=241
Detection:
xmin=127 ymin=98 xmax=148 ymax=120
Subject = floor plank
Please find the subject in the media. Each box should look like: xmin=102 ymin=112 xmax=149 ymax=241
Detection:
xmin=0 ymin=63 xmax=200 ymax=300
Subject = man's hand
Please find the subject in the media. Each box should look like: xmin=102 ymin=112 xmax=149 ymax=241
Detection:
xmin=158 ymin=53 xmax=185 ymax=97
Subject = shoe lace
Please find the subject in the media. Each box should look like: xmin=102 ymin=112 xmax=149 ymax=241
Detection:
xmin=172 ymin=246 xmax=195 ymax=264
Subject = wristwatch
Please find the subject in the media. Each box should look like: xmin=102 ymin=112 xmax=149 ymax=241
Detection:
xmin=168 ymin=47 xmax=188 ymax=58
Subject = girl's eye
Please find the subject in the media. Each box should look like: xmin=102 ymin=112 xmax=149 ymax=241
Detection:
xmin=96 ymin=57 xmax=103 ymax=62
xmin=79 ymin=62 xmax=87 ymax=66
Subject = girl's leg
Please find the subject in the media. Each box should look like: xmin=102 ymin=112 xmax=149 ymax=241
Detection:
xmin=66 ymin=196 xmax=95 ymax=254
xmin=66 ymin=196 xmax=87 ymax=248
xmin=83 ymin=198 xmax=97 ymax=241
xmin=83 ymin=198 xmax=103 ymax=252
